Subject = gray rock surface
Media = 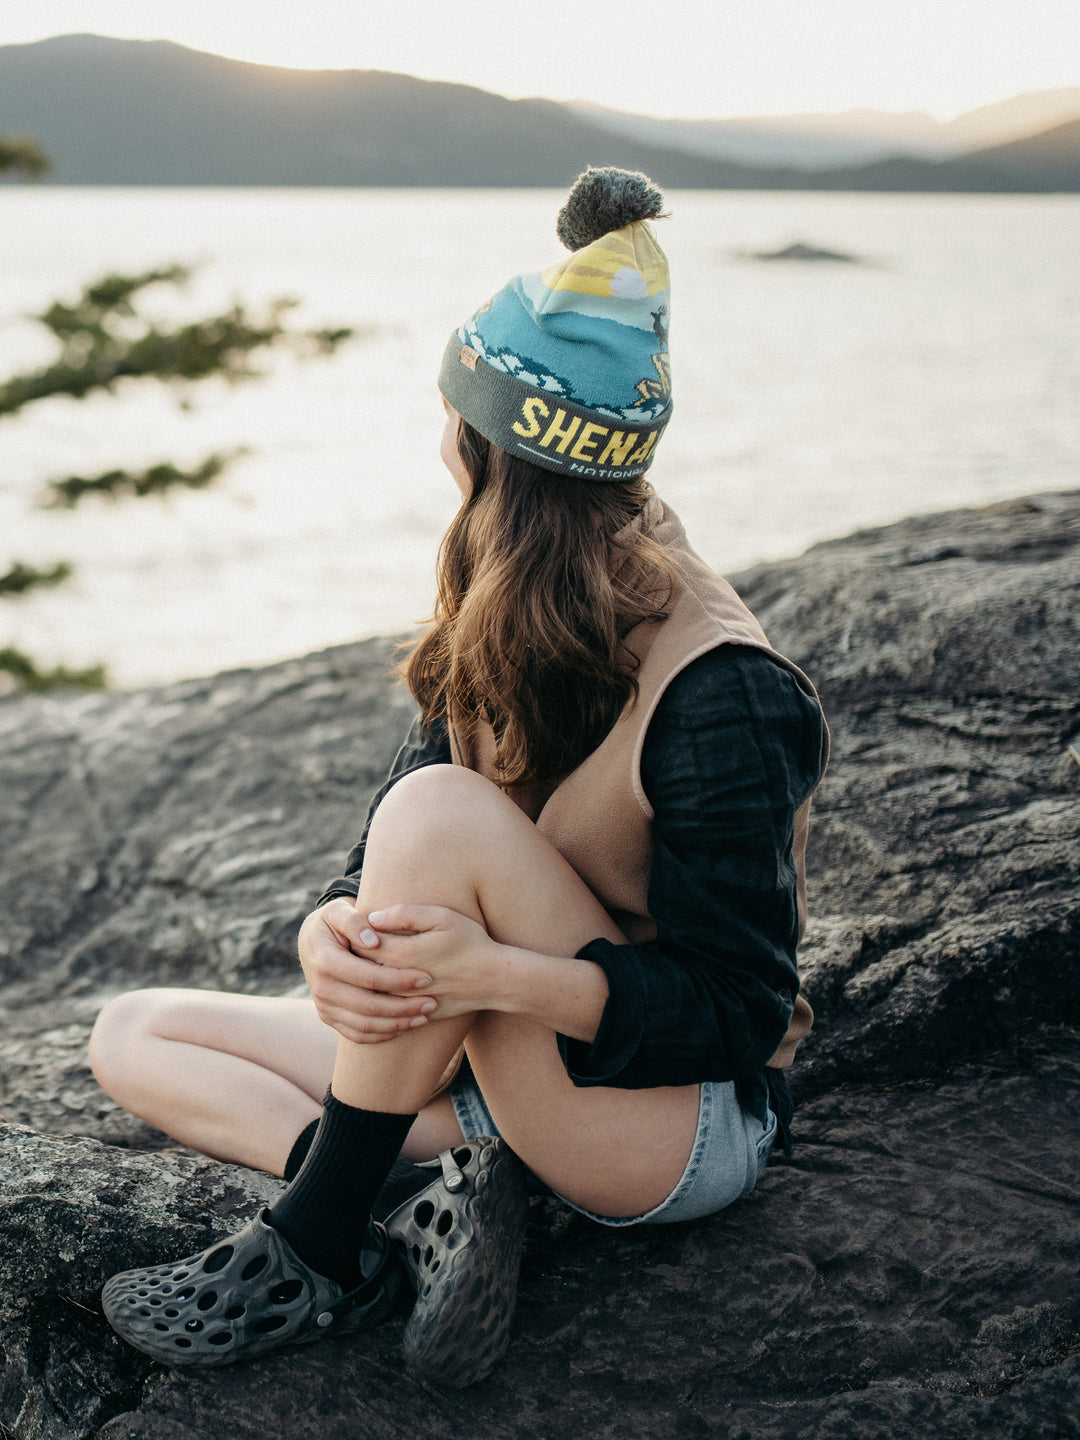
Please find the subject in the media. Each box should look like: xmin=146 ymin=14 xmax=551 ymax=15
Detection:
xmin=1 ymin=491 xmax=1078 ymax=1438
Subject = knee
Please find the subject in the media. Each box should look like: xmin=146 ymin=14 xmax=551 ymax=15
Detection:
xmin=371 ymin=763 xmax=507 ymax=841
xmin=88 ymin=987 xmax=176 ymax=1093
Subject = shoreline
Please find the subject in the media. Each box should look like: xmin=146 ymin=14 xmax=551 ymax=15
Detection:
xmin=5 ymin=484 xmax=1080 ymax=697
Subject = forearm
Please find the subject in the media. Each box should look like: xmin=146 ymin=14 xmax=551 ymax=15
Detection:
xmin=475 ymin=943 xmax=611 ymax=1045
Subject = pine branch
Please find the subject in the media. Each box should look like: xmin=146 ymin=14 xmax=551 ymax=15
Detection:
xmin=35 ymin=265 xmax=192 ymax=345
xmin=0 ymin=646 xmax=106 ymax=692
xmin=0 ymin=561 xmax=72 ymax=596
xmin=41 ymin=451 xmax=247 ymax=509
xmin=0 ymin=136 xmax=51 ymax=180
xmin=0 ymin=257 xmax=355 ymax=692
xmin=0 ymin=269 xmax=355 ymax=418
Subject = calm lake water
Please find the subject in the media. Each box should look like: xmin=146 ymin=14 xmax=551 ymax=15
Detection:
xmin=2 ymin=188 xmax=1078 ymax=687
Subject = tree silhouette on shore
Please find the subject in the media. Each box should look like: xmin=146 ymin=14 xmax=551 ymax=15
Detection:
xmin=1 ymin=141 xmax=355 ymax=690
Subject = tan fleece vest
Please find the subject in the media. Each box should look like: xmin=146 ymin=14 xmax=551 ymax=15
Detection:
xmin=450 ymin=499 xmax=825 ymax=1069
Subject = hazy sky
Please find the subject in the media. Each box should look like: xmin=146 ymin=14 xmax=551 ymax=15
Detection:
xmin=2 ymin=0 xmax=1078 ymax=119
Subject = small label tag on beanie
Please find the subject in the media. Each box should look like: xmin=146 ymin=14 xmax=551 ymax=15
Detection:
xmin=459 ymin=346 xmax=480 ymax=371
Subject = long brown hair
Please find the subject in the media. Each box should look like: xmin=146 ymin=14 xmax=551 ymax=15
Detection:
xmin=401 ymin=419 xmax=678 ymax=789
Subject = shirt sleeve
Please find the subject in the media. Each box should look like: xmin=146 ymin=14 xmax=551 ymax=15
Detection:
xmin=315 ymin=711 xmax=452 ymax=906
xmin=557 ymin=646 xmax=825 ymax=1092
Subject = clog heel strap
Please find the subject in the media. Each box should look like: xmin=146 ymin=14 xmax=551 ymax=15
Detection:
xmin=385 ymin=1136 xmax=529 ymax=1387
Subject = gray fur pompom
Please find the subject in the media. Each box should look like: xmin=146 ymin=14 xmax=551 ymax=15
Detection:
xmin=556 ymin=168 xmax=666 ymax=252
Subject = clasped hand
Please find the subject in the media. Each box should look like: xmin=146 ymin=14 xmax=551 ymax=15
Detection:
xmin=298 ymin=897 xmax=498 ymax=1045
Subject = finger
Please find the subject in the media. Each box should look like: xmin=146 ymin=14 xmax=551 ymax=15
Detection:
xmin=299 ymin=903 xmax=352 ymax=958
xmin=348 ymin=955 xmax=435 ymax=994
xmin=309 ymin=947 xmax=432 ymax=994
xmin=367 ymin=903 xmax=449 ymax=934
xmin=317 ymin=1008 xmax=431 ymax=1045
xmin=323 ymin=1019 xmax=400 ymax=1045
xmin=308 ymin=975 xmax=435 ymax=1019
xmin=322 ymin=896 xmax=362 ymax=927
xmin=314 ymin=997 xmax=430 ymax=1035
xmin=316 ymin=903 xmax=382 ymax=952
xmin=327 ymin=898 xmax=373 ymax=939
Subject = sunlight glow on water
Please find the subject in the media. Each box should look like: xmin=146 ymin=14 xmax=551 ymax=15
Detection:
xmin=2 ymin=188 xmax=1078 ymax=686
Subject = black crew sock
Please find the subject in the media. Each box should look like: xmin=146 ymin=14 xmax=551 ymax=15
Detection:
xmin=267 ymin=1089 xmax=416 ymax=1290
xmin=283 ymin=1118 xmax=320 ymax=1182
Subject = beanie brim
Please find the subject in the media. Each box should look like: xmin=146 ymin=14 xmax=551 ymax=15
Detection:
xmin=439 ymin=335 xmax=670 ymax=482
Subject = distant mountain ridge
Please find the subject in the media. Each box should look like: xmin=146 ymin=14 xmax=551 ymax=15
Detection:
xmin=0 ymin=34 xmax=770 ymax=188
xmin=1 ymin=34 xmax=1078 ymax=190
xmin=789 ymin=117 xmax=1080 ymax=193
xmin=574 ymin=89 xmax=1080 ymax=169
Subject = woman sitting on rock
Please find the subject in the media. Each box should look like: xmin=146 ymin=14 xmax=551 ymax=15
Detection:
xmin=91 ymin=168 xmax=826 ymax=1385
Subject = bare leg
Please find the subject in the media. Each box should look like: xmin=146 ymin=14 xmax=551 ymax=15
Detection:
xmin=89 ymin=990 xmax=335 ymax=1173
xmin=333 ymin=764 xmax=699 ymax=1219
xmin=88 ymin=988 xmax=464 ymax=1175
xmin=92 ymin=764 xmax=698 ymax=1214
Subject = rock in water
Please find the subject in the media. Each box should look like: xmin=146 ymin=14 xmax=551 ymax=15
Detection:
xmin=740 ymin=240 xmax=864 ymax=262
xmin=1 ymin=493 xmax=1078 ymax=1438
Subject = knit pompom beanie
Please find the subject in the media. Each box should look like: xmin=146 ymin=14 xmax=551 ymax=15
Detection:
xmin=438 ymin=167 xmax=672 ymax=480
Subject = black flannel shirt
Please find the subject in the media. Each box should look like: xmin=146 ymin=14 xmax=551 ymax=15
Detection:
xmin=317 ymin=646 xmax=825 ymax=1152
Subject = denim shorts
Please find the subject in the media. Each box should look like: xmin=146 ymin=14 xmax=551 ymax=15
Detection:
xmin=448 ymin=1072 xmax=777 ymax=1227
